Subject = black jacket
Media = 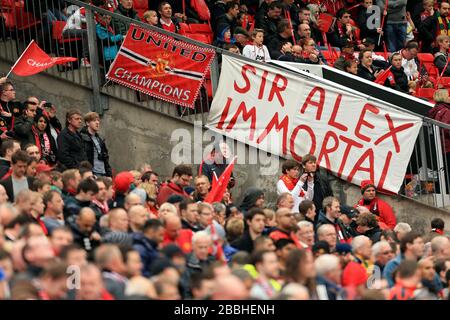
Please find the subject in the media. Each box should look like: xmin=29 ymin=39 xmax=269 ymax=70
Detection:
xmin=266 ymin=33 xmax=292 ymax=60
xmin=434 ymin=52 xmax=450 ymax=77
xmin=239 ymin=187 xmax=264 ymax=214
xmin=0 ymin=175 xmax=35 ymax=202
xmin=357 ymin=65 xmax=379 ymax=82
xmin=13 ymin=115 xmax=34 ymax=148
xmin=215 ymin=14 xmax=237 ymax=40
xmin=302 ymin=169 xmax=333 ymax=213
xmin=68 ymin=218 xmax=100 ymax=253
xmin=255 ymin=13 xmax=280 ymax=39
xmin=418 ymin=14 xmax=439 ymax=53
xmin=390 ymin=66 xmax=409 ymax=93
xmin=57 ymin=127 xmax=87 ymax=170
xmin=132 ymin=233 xmax=160 ymax=278
xmin=181 ymin=253 xmax=215 ymax=298
xmin=316 ymin=211 xmax=351 ymax=242
xmin=230 ymin=230 xmax=254 ymax=253
xmin=360 ymin=226 xmax=383 ymax=244
xmin=80 ymin=126 xmax=112 ymax=177
xmin=112 ymin=4 xmax=141 ymax=35
xmin=0 ymin=158 xmax=10 ymax=179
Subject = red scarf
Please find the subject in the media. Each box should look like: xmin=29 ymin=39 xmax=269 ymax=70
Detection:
xmin=431 ymin=228 xmax=444 ymax=235
xmin=92 ymin=199 xmax=109 ymax=215
xmin=279 ymin=175 xmax=305 ymax=197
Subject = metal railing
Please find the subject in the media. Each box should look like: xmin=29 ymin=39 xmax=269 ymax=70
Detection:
xmin=1 ymin=0 xmax=450 ymax=209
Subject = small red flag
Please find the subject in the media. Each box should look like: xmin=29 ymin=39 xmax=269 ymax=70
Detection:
xmin=375 ymin=66 xmax=393 ymax=85
xmin=9 ymin=40 xmax=77 ymax=77
xmin=204 ymin=156 xmax=236 ymax=204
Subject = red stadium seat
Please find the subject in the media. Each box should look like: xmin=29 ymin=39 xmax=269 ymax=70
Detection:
xmin=186 ymin=33 xmax=211 ymax=44
xmin=178 ymin=22 xmax=190 ymax=35
xmin=1 ymin=7 xmax=40 ymax=31
xmin=52 ymin=21 xmax=81 ymax=43
xmin=188 ymin=23 xmax=213 ymax=43
xmin=418 ymin=53 xmax=438 ymax=78
xmin=415 ymin=88 xmax=435 ymax=101
xmin=436 ymin=77 xmax=450 ymax=88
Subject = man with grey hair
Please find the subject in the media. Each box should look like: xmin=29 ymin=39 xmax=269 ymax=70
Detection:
xmin=181 ymin=231 xmax=215 ymax=298
xmin=315 ymin=254 xmax=343 ymax=300
xmin=342 ymin=236 xmax=372 ymax=298
xmin=317 ymin=224 xmax=337 ymax=252
xmin=394 ymin=222 xmax=412 ymax=242
xmin=212 ymin=202 xmax=226 ymax=225
xmin=372 ymin=240 xmax=395 ymax=274
xmin=431 ymin=236 xmax=450 ymax=260
xmin=296 ymin=220 xmax=314 ymax=248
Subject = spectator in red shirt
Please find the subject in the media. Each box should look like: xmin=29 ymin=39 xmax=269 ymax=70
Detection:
xmin=356 ymin=180 xmax=397 ymax=230
xmin=156 ymin=164 xmax=192 ymax=206
xmin=161 ymin=214 xmax=193 ymax=253
xmin=157 ymin=2 xmax=180 ymax=34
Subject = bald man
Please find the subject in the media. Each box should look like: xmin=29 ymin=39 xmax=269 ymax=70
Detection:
xmin=124 ymin=193 xmax=142 ymax=211
xmin=128 ymin=205 xmax=149 ymax=233
xmin=108 ymin=208 xmax=129 ymax=232
xmin=70 ymin=207 xmax=101 ymax=252
xmin=269 ymin=208 xmax=298 ymax=245
xmin=161 ymin=213 xmax=193 ymax=253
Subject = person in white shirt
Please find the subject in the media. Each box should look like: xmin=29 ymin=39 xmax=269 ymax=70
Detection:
xmin=276 ymin=160 xmax=314 ymax=213
xmin=242 ymin=29 xmax=271 ymax=62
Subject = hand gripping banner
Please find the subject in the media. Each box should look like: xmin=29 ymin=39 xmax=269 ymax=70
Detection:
xmin=106 ymin=24 xmax=216 ymax=108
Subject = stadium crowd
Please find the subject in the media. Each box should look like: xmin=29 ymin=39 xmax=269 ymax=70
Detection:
xmin=0 ymin=0 xmax=449 ymax=301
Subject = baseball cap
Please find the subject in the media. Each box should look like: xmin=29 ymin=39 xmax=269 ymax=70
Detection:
xmin=340 ymin=205 xmax=357 ymax=218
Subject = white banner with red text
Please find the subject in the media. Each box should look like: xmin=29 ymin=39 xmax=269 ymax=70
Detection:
xmin=206 ymin=55 xmax=423 ymax=194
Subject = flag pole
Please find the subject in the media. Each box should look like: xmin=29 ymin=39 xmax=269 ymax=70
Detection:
xmin=5 ymin=40 xmax=35 ymax=78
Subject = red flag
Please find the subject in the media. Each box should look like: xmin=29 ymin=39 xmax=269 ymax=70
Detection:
xmin=375 ymin=66 xmax=392 ymax=84
xmin=9 ymin=40 xmax=77 ymax=77
xmin=204 ymin=156 xmax=236 ymax=203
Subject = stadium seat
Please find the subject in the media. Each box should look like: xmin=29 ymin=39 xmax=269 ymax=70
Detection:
xmin=178 ymin=22 xmax=190 ymax=35
xmin=52 ymin=20 xmax=81 ymax=43
xmin=188 ymin=23 xmax=213 ymax=43
xmin=186 ymin=33 xmax=211 ymax=44
xmin=415 ymin=87 xmax=435 ymax=101
xmin=418 ymin=53 xmax=438 ymax=78
xmin=436 ymin=76 xmax=450 ymax=88
xmin=133 ymin=0 xmax=148 ymax=20
xmin=1 ymin=7 xmax=40 ymax=31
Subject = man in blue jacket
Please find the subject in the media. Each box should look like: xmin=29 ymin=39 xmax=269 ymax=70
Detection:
xmin=132 ymin=219 xmax=164 ymax=277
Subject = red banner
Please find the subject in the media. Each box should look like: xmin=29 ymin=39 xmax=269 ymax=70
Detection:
xmin=106 ymin=24 xmax=216 ymax=108
xmin=10 ymin=40 xmax=77 ymax=76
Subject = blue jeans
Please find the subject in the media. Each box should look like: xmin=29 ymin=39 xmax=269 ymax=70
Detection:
xmin=385 ymin=23 xmax=407 ymax=52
